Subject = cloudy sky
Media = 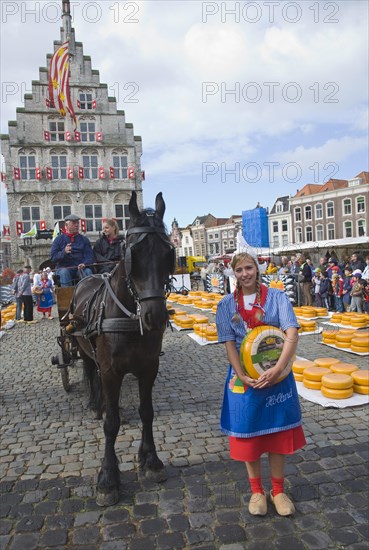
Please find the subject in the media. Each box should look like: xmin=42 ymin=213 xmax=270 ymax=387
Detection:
xmin=1 ymin=0 xmax=368 ymax=229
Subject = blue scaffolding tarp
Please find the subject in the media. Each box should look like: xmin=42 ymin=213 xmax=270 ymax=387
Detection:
xmin=242 ymin=208 xmax=269 ymax=248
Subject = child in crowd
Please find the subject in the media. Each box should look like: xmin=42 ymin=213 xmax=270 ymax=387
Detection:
xmin=319 ymin=272 xmax=331 ymax=310
xmin=332 ymin=270 xmax=344 ymax=313
xmin=312 ymin=269 xmax=321 ymax=306
xmin=342 ymin=267 xmax=353 ymax=312
xmin=350 ymin=271 xmax=364 ymax=313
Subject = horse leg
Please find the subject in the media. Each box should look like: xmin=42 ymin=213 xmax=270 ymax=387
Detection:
xmin=138 ymin=370 xmax=167 ymax=482
xmin=83 ymin=356 xmax=103 ymax=419
xmin=96 ymin=375 xmax=122 ymax=507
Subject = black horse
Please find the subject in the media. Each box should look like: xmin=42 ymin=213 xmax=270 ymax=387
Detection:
xmin=71 ymin=191 xmax=175 ymax=506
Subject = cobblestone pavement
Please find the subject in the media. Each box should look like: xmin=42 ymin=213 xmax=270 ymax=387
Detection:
xmin=0 ymin=304 xmax=368 ymax=549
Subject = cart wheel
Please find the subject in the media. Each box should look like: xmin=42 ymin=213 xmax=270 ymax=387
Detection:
xmin=60 ymin=367 xmax=71 ymax=392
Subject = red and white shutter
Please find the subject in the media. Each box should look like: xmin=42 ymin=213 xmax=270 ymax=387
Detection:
xmin=80 ymin=219 xmax=87 ymax=232
xmin=13 ymin=167 xmax=21 ymax=180
xmin=98 ymin=167 xmax=105 ymax=179
xmin=96 ymin=132 xmax=102 ymax=141
xmin=16 ymin=221 xmax=23 ymax=236
xmin=109 ymin=167 xmax=115 ymax=179
xmin=74 ymin=131 xmax=81 ymax=142
xmin=46 ymin=167 xmax=53 ymax=180
xmin=65 ymin=131 xmax=72 ymax=141
xmin=40 ymin=220 xmax=46 ymax=230
xmin=35 ymin=167 xmax=42 ymax=180
xmin=78 ymin=166 xmax=84 ymax=179
xmin=128 ymin=167 xmax=135 ymax=179
xmin=44 ymin=130 xmax=50 ymax=141
xmin=67 ymin=166 xmax=74 ymax=180
xmin=92 ymin=100 xmax=97 ymax=109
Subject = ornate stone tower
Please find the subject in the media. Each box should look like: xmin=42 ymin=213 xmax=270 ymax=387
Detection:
xmin=1 ymin=0 xmax=144 ymax=269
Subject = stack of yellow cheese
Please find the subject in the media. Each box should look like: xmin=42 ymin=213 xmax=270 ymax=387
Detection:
xmin=352 ymin=370 xmax=369 ymax=394
xmin=189 ymin=314 xmax=209 ymax=324
xmin=298 ymin=320 xmax=317 ymax=333
xmin=193 ymin=323 xmax=209 ymax=337
xmin=168 ymin=307 xmax=186 ymax=320
xmin=330 ymin=313 xmax=342 ymax=325
xmin=321 ymin=372 xmax=354 ymax=399
xmin=211 ymin=304 xmax=218 ymax=314
xmin=299 ymin=306 xmax=317 ymax=318
xmin=175 ymin=315 xmax=195 ymax=328
xmin=205 ymin=324 xmax=218 ymax=341
xmin=350 ymin=315 xmax=369 ymax=329
xmin=292 ymin=359 xmax=316 ymax=382
xmin=0 ymin=305 xmax=16 ymax=326
xmin=188 ymin=291 xmax=202 ymax=298
xmin=177 ymin=295 xmax=194 ymax=305
xmin=303 ymin=366 xmax=331 ymax=390
xmin=322 ymin=329 xmax=337 ymax=346
xmin=333 ymin=329 xmax=356 ymax=349
xmin=315 ymin=307 xmax=328 ymax=317
xmin=350 ymin=333 xmax=369 ymax=354
xmin=173 ymin=311 xmax=189 ymax=324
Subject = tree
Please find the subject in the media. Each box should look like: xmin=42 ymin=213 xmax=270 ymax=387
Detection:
xmin=0 ymin=268 xmax=16 ymax=285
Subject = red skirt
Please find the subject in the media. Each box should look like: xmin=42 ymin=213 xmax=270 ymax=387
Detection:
xmin=229 ymin=425 xmax=306 ymax=462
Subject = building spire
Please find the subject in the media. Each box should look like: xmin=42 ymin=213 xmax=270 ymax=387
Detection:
xmin=61 ymin=0 xmax=75 ymax=55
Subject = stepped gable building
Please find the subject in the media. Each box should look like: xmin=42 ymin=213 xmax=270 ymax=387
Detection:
xmin=289 ymin=172 xmax=368 ymax=251
xmin=1 ymin=0 xmax=143 ymax=270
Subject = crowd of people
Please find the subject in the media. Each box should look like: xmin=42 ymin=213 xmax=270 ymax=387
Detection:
xmin=266 ymin=253 xmax=369 ymax=314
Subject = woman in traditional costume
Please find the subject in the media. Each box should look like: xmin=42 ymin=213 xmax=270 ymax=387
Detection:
xmin=36 ymin=271 xmax=54 ymax=319
xmin=216 ymin=252 xmax=305 ymax=516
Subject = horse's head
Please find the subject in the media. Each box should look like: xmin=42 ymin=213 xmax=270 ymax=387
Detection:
xmin=124 ymin=191 xmax=175 ymax=331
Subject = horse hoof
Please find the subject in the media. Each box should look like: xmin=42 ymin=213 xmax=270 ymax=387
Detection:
xmin=145 ymin=468 xmax=168 ymax=483
xmin=96 ymin=488 xmax=119 ymax=507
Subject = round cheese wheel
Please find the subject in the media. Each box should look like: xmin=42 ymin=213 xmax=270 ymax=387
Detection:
xmin=239 ymin=326 xmax=292 ymax=381
xmin=314 ymin=357 xmax=340 ymax=368
xmin=335 ymin=341 xmax=351 ymax=349
xmin=353 ymin=384 xmax=369 ymax=395
xmin=351 ymin=337 xmax=369 ymax=348
xmin=303 ymin=379 xmax=321 ymax=390
xmin=303 ymin=367 xmax=331 ymax=381
xmin=352 ymin=370 xmax=369 ymax=386
xmin=293 ymin=373 xmax=303 ymax=382
xmin=330 ymin=363 xmax=358 ymax=375
xmin=321 ymin=386 xmax=353 ymax=399
xmin=350 ymin=345 xmax=369 ymax=353
xmin=292 ymin=359 xmax=316 ymax=374
xmin=335 ymin=333 xmax=353 ymax=344
xmin=321 ymin=373 xmax=353 ymax=389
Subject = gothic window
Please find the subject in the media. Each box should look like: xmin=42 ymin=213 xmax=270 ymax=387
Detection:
xmin=80 ymin=120 xmax=96 ymax=142
xmin=51 ymin=155 xmax=67 ymax=179
xmin=21 ymin=206 xmax=40 ymax=232
xmin=53 ymin=205 xmax=71 ymax=221
xmin=112 ymin=155 xmax=128 ymax=179
xmin=78 ymin=90 xmax=94 ymax=110
xmin=49 ymin=120 xmax=65 ymax=141
xmin=82 ymin=155 xmax=98 ymax=179
xmin=19 ymin=155 xmax=36 ymax=180
xmin=114 ymin=204 xmax=130 ymax=231
xmin=85 ymin=204 xmax=103 ymax=232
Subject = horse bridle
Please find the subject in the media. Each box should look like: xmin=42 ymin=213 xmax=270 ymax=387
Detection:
xmin=124 ymin=225 xmax=174 ymax=302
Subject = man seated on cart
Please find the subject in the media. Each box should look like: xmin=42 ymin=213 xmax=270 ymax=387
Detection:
xmin=50 ymin=214 xmax=94 ymax=287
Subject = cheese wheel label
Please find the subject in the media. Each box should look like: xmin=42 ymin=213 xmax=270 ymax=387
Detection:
xmin=240 ymin=326 xmax=292 ymax=381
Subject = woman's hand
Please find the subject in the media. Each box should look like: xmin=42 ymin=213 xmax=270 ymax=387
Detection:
xmin=253 ymin=366 xmax=282 ymax=389
xmin=237 ymin=372 xmax=257 ymax=387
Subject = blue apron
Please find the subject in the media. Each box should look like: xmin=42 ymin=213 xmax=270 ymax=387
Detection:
xmin=220 ymin=369 xmax=302 ymax=438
